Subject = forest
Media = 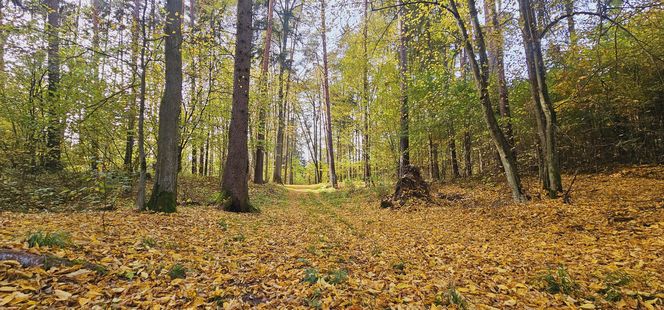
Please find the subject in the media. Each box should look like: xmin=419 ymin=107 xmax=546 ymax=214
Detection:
xmin=0 ymin=0 xmax=663 ymax=307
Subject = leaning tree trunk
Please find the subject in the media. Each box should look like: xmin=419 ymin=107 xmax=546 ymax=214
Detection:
xmin=45 ymin=0 xmax=62 ymax=171
xmin=450 ymin=0 xmax=526 ymax=202
xmin=320 ymin=0 xmax=337 ymax=188
xmin=146 ymin=0 xmax=183 ymax=212
xmin=254 ymin=0 xmax=274 ymax=184
xmin=221 ymin=0 xmax=253 ymax=212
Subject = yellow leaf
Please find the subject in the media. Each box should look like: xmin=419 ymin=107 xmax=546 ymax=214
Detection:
xmin=78 ymin=297 xmax=90 ymax=306
xmin=503 ymin=299 xmax=517 ymax=306
xmin=0 ymin=293 xmax=14 ymax=306
xmin=54 ymin=289 xmax=72 ymax=301
xmin=0 ymin=286 xmax=16 ymax=292
xmin=580 ymin=303 xmax=596 ymax=309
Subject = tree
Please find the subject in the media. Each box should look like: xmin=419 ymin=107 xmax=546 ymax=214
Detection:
xmin=320 ymin=0 xmax=337 ymax=188
xmin=397 ymin=0 xmax=409 ymax=177
xmin=448 ymin=0 xmax=527 ymax=202
xmin=254 ymin=0 xmax=275 ymax=184
xmin=146 ymin=0 xmax=183 ymax=212
xmin=518 ymin=0 xmax=563 ymax=197
xmin=44 ymin=0 xmax=62 ymax=171
xmin=221 ymin=0 xmax=253 ymax=212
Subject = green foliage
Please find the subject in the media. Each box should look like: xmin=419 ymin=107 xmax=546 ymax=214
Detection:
xmin=217 ymin=219 xmax=229 ymax=231
xmin=141 ymin=237 xmax=157 ymax=248
xmin=542 ymin=265 xmax=577 ymax=295
xmin=324 ymin=269 xmax=348 ymax=285
xmin=26 ymin=230 xmax=71 ymax=248
xmin=598 ymin=270 xmax=630 ymax=302
xmin=302 ymin=268 xmax=319 ymax=284
xmin=393 ymin=261 xmax=406 ymax=274
xmin=434 ymin=286 xmax=467 ymax=309
xmin=168 ymin=264 xmax=187 ymax=279
xmin=232 ymin=234 xmax=245 ymax=242
xmin=306 ymin=289 xmax=322 ymax=309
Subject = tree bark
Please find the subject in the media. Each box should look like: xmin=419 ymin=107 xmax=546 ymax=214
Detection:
xmin=320 ymin=0 xmax=337 ymax=188
xmin=221 ymin=0 xmax=253 ymax=212
xmin=449 ymin=0 xmax=526 ymax=202
xmin=463 ymin=130 xmax=472 ymax=177
xmin=146 ymin=0 xmax=183 ymax=213
xmin=136 ymin=0 xmax=149 ymax=211
xmin=429 ymin=134 xmax=440 ymax=181
xmin=362 ymin=0 xmax=371 ymax=185
xmin=519 ymin=0 xmax=562 ymax=196
xmin=254 ymin=0 xmax=274 ymax=184
xmin=397 ymin=0 xmax=409 ymax=177
xmin=45 ymin=0 xmax=62 ymax=171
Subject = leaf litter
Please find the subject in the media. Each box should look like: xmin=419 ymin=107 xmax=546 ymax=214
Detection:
xmin=0 ymin=166 xmax=663 ymax=308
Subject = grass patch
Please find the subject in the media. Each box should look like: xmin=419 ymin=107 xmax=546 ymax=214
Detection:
xmin=26 ymin=230 xmax=71 ymax=248
xmin=168 ymin=263 xmax=186 ymax=279
xmin=325 ymin=269 xmax=348 ymax=285
xmin=306 ymin=289 xmax=322 ymax=309
xmin=599 ymin=269 xmax=631 ymax=302
xmin=542 ymin=265 xmax=578 ymax=295
xmin=141 ymin=236 xmax=157 ymax=248
xmin=217 ymin=219 xmax=229 ymax=231
xmin=232 ymin=234 xmax=245 ymax=242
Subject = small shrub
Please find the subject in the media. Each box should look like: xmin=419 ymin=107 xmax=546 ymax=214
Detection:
xmin=306 ymin=289 xmax=322 ymax=309
xmin=302 ymin=268 xmax=319 ymax=284
xmin=217 ymin=219 xmax=229 ymax=231
xmin=393 ymin=261 xmax=406 ymax=274
xmin=168 ymin=263 xmax=186 ymax=279
xmin=141 ymin=237 xmax=157 ymax=248
xmin=26 ymin=230 xmax=71 ymax=248
xmin=434 ymin=286 xmax=467 ymax=310
xmin=543 ymin=265 xmax=577 ymax=295
xmin=325 ymin=269 xmax=348 ymax=285
xmin=598 ymin=270 xmax=630 ymax=302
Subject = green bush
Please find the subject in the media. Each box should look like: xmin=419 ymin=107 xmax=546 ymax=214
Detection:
xmin=302 ymin=268 xmax=319 ymax=284
xmin=26 ymin=230 xmax=71 ymax=248
xmin=168 ymin=263 xmax=186 ymax=279
xmin=542 ymin=265 xmax=577 ymax=295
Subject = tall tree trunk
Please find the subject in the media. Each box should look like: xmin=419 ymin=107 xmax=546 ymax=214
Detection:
xmin=320 ymin=0 xmax=337 ymax=188
xmin=273 ymin=0 xmax=294 ymax=184
xmin=45 ymin=0 xmax=62 ymax=171
xmin=484 ymin=0 xmax=514 ymax=156
xmin=124 ymin=0 xmax=140 ymax=173
xmin=519 ymin=0 xmax=562 ymax=196
xmin=429 ymin=133 xmax=440 ymax=181
xmin=221 ymin=0 xmax=252 ymax=212
xmin=397 ymin=0 xmax=409 ymax=176
xmin=192 ymin=146 xmax=198 ymax=174
xmin=362 ymin=0 xmax=371 ymax=185
xmin=449 ymin=0 xmax=526 ymax=202
xmin=146 ymin=0 xmax=183 ymax=212
xmin=448 ymin=127 xmax=460 ymax=179
xmin=254 ymin=0 xmax=274 ymax=184
xmin=463 ymin=130 xmax=472 ymax=177
xmin=136 ymin=0 xmax=149 ymax=210
xmin=204 ymin=131 xmax=210 ymax=175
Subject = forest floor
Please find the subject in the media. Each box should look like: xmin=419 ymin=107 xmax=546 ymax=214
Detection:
xmin=1 ymin=166 xmax=663 ymax=309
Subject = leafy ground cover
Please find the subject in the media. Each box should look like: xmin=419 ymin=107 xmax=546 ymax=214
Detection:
xmin=1 ymin=166 xmax=663 ymax=308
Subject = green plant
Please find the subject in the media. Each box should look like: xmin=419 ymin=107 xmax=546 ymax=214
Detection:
xmin=168 ymin=263 xmax=186 ymax=279
xmin=26 ymin=230 xmax=71 ymax=248
xmin=325 ymin=269 xmax=348 ymax=285
xmin=302 ymin=268 xmax=319 ymax=284
xmin=217 ymin=219 xmax=229 ymax=231
xmin=306 ymin=289 xmax=322 ymax=309
xmin=598 ymin=270 xmax=630 ymax=302
xmin=232 ymin=234 xmax=245 ymax=242
xmin=434 ymin=286 xmax=467 ymax=310
xmin=393 ymin=261 xmax=406 ymax=274
xmin=543 ymin=265 xmax=577 ymax=295
xmin=141 ymin=237 xmax=157 ymax=248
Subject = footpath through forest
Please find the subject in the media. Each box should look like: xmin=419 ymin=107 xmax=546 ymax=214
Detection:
xmin=1 ymin=166 xmax=663 ymax=308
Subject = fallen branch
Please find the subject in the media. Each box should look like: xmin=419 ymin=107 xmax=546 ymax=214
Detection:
xmin=0 ymin=249 xmax=106 ymax=273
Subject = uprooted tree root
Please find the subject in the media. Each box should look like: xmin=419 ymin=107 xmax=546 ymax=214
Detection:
xmin=0 ymin=248 xmax=106 ymax=273
xmin=380 ymin=165 xmax=435 ymax=209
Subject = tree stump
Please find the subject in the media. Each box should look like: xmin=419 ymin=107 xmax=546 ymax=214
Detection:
xmin=380 ymin=165 xmax=433 ymax=209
